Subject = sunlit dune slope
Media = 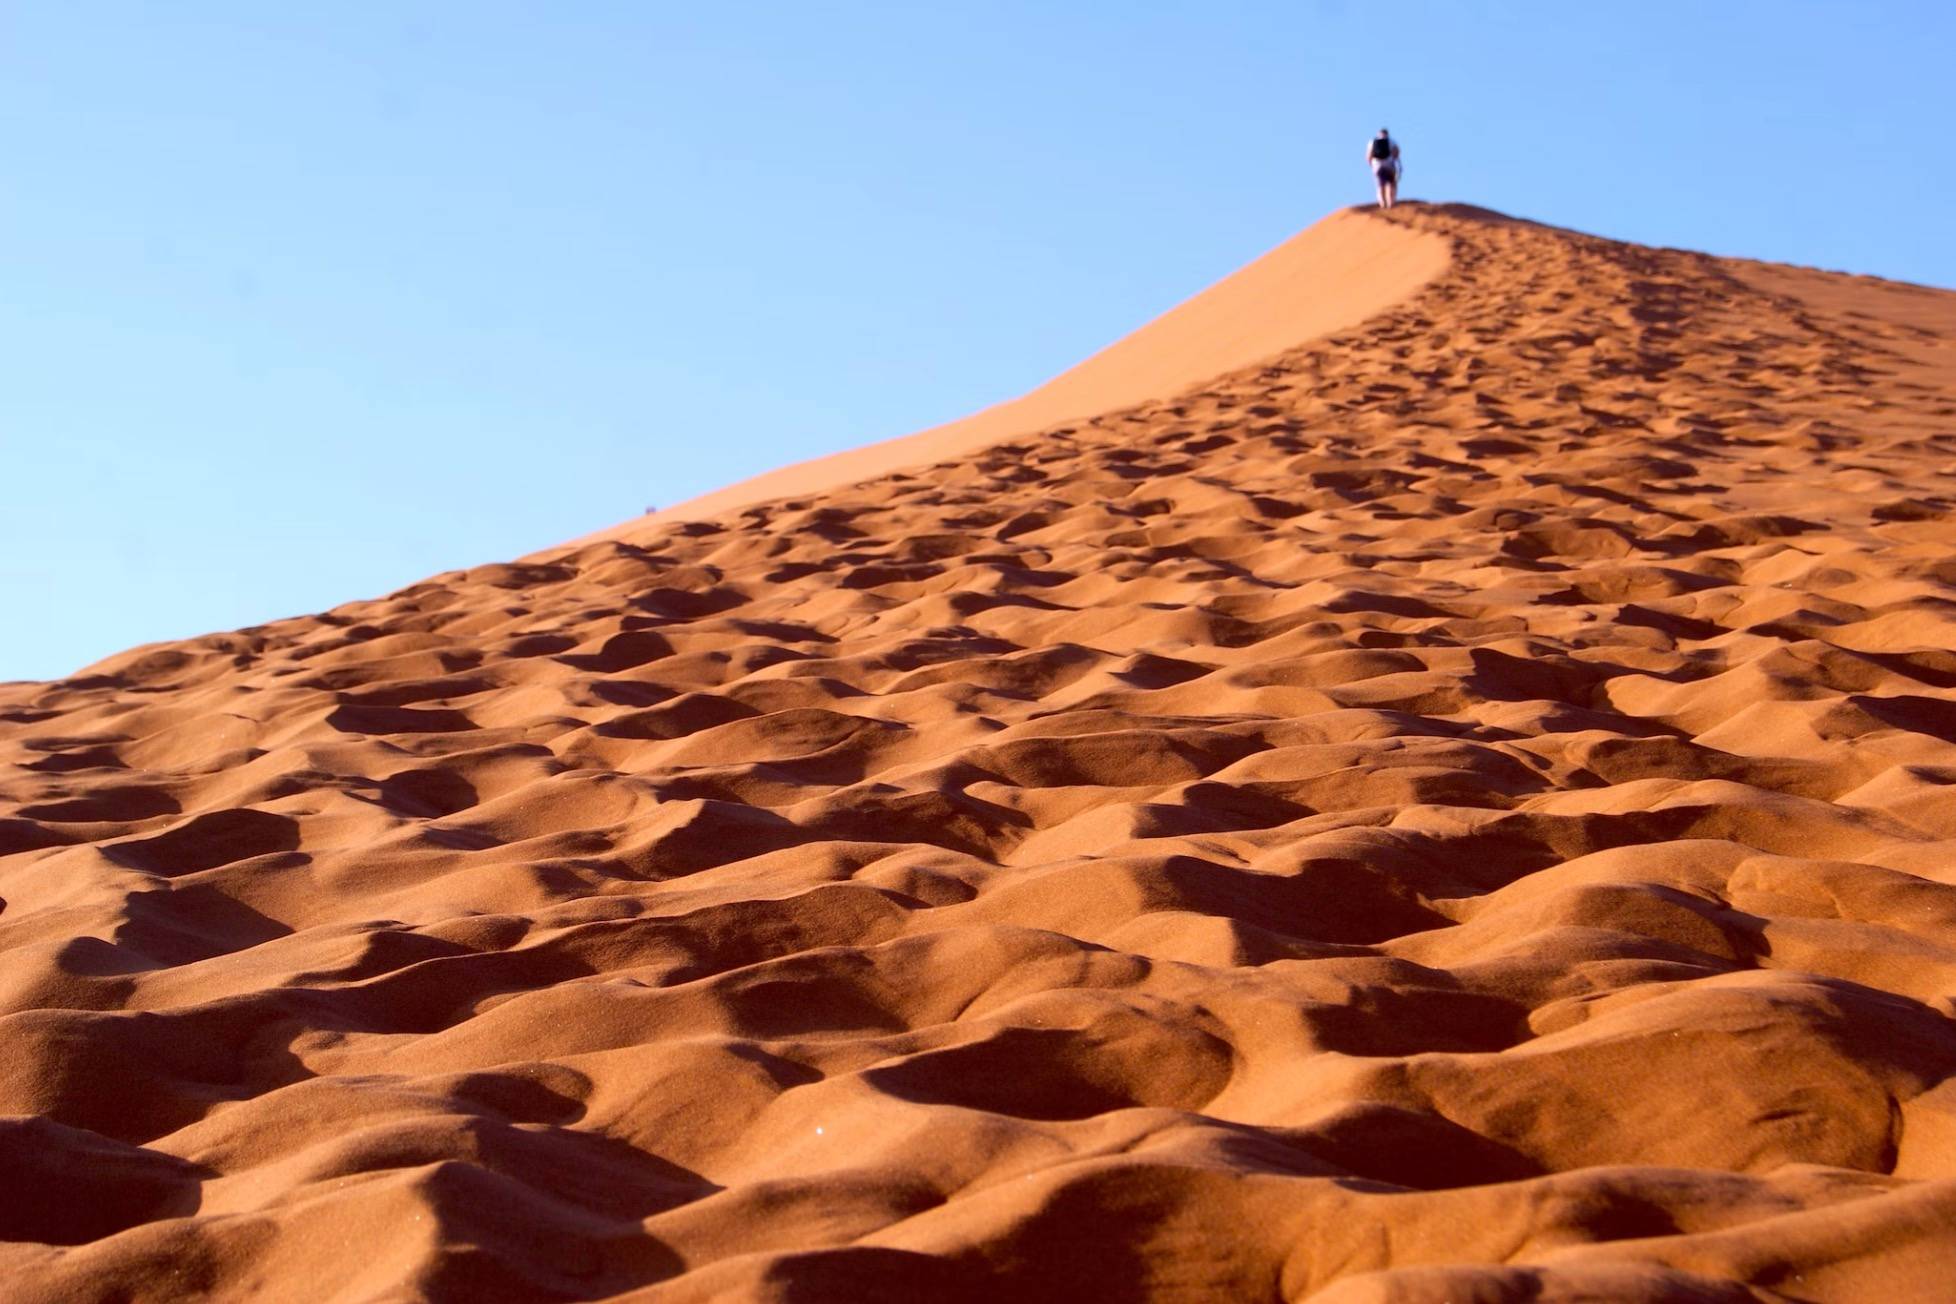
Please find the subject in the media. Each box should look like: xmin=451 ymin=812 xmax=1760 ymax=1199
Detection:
xmin=579 ymin=205 xmax=1449 ymax=534
xmin=5 ymin=203 xmax=1956 ymax=1303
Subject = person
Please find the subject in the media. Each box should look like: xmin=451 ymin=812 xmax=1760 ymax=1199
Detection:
xmin=1367 ymin=129 xmax=1401 ymax=209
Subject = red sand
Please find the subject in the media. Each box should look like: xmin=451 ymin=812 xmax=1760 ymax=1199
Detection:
xmin=5 ymin=203 xmax=1956 ymax=1302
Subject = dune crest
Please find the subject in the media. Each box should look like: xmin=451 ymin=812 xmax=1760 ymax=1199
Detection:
xmin=6 ymin=204 xmax=1956 ymax=1301
xmin=580 ymin=205 xmax=1449 ymax=534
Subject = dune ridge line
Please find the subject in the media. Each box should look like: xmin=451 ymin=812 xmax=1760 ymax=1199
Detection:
xmin=571 ymin=205 xmax=1449 ymax=538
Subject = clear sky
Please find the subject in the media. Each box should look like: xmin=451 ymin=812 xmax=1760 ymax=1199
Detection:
xmin=5 ymin=2 xmax=1952 ymax=681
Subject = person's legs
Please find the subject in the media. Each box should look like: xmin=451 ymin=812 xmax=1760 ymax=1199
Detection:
xmin=1383 ymin=176 xmax=1397 ymax=209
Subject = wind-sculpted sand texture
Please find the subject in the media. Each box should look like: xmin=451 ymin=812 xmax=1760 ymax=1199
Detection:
xmin=5 ymin=203 xmax=1956 ymax=1301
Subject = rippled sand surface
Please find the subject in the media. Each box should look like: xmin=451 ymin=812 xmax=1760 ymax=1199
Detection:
xmin=4 ymin=204 xmax=1956 ymax=1302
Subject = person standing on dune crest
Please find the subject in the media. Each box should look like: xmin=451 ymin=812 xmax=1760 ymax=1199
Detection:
xmin=1368 ymin=128 xmax=1401 ymax=209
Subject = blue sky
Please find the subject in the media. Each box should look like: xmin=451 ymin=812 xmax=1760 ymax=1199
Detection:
xmin=5 ymin=2 xmax=1952 ymax=680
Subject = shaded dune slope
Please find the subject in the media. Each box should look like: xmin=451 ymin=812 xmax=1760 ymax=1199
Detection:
xmin=5 ymin=204 xmax=1956 ymax=1301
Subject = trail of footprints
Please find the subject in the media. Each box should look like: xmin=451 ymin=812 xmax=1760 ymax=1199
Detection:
xmin=4 ymin=205 xmax=1956 ymax=1300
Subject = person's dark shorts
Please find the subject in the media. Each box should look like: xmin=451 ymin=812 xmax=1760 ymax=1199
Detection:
xmin=1374 ymin=164 xmax=1397 ymax=185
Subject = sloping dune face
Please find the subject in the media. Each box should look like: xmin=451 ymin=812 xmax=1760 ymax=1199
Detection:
xmin=5 ymin=205 xmax=1956 ymax=1301
xmin=588 ymin=207 xmax=1450 ymax=529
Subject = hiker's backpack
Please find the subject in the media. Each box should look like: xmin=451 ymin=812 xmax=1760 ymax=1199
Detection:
xmin=1370 ymin=137 xmax=1393 ymax=161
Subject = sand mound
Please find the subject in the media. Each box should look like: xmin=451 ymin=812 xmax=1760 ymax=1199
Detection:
xmin=5 ymin=203 xmax=1956 ymax=1301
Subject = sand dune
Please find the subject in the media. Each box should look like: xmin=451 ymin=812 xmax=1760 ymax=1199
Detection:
xmin=576 ymin=205 xmax=1449 ymax=533
xmin=4 ymin=202 xmax=1956 ymax=1301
